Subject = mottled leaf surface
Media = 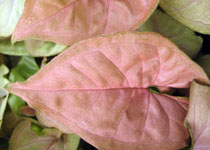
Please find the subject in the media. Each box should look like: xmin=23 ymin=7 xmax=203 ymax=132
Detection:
xmin=197 ymin=55 xmax=210 ymax=79
xmin=185 ymin=80 xmax=210 ymax=150
xmin=160 ymin=0 xmax=210 ymax=34
xmin=137 ymin=9 xmax=203 ymax=58
xmin=12 ymin=0 xmax=159 ymax=45
xmin=0 ymin=89 xmax=8 ymax=129
xmin=7 ymin=32 xmax=208 ymax=150
xmin=0 ymin=0 xmax=25 ymax=37
xmin=9 ymin=121 xmax=80 ymax=150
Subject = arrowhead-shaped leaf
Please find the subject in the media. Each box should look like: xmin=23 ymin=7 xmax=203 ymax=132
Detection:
xmin=184 ymin=80 xmax=210 ymax=149
xmin=12 ymin=0 xmax=159 ymax=45
xmin=159 ymin=0 xmax=210 ymax=35
xmin=9 ymin=121 xmax=80 ymax=150
xmin=7 ymin=32 xmax=208 ymax=150
xmin=137 ymin=9 xmax=203 ymax=58
xmin=0 ymin=0 xmax=25 ymax=37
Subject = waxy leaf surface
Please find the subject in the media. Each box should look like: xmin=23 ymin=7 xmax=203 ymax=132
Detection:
xmin=137 ymin=9 xmax=203 ymax=58
xmin=12 ymin=0 xmax=159 ymax=45
xmin=9 ymin=121 xmax=80 ymax=150
xmin=160 ymin=0 xmax=210 ymax=35
xmin=7 ymin=32 xmax=208 ymax=150
xmin=0 ymin=0 xmax=25 ymax=37
xmin=185 ymin=80 xmax=210 ymax=150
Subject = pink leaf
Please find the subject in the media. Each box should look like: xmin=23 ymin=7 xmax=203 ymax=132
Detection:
xmin=7 ymin=32 xmax=208 ymax=150
xmin=12 ymin=0 xmax=159 ymax=45
xmin=185 ymin=80 xmax=210 ymax=150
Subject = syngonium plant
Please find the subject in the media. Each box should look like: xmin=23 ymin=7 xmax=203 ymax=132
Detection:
xmin=0 ymin=0 xmax=210 ymax=150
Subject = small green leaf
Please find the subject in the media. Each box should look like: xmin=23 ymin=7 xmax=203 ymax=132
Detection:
xmin=137 ymin=9 xmax=203 ymax=58
xmin=0 ymin=89 xmax=9 ymax=129
xmin=0 ymin=0 xmax=25 ymax=37
xmin=31 ymin=123 xmax=43 ymax=136
xmin=9 ymin=56 xmax=39 ymax=82
xmin=0 ymin=39 xmax=29 ymax=56
xmin=8 ymin=57 xmax=39 ymax=116
xmin=8 ymin=95 xmax=25 ymax=116
xmin=148 ymin=86 xmax=160 ymax=94
xmin=0 ymin=65 xmax=9 ymax=88
xmin=0 ymin=38 xmax=66 ymax=57
xmin=24 ymin=39 xmax=67 ymax=57
xmin=0 ymin=65 xmax=9 ymax=129
xmin=9 ymin=121 xmax=80 ymax=150
xmin=160 ymin=0 xmax=210 ymax=34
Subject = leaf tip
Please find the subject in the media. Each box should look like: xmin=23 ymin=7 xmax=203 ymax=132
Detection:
xmin=5 ymin=82 xmax=21 ymax=96
xmin=11 ymin=35 xmax=17 ymax=45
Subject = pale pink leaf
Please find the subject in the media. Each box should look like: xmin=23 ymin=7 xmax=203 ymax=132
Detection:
xmin=7 ymin=32 xmax=208 ymax=150
xmin=12 ymin=0 xmax=159 ymax=45
xmin=185 ymin=80 xmax=210 ymax=150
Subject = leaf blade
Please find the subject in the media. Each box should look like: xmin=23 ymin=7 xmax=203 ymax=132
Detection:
xmin=137 ymin=9 xmax=203 ymax=58
xmin=7 ymin=32 xmax=208 ymax=150
xmin=184 ymin=80 xmax=210 ymax=149
xmin=12 ymin=0 xmax=159 ymax=45
xmin=159 ymin=0 xmax=210 ymax=34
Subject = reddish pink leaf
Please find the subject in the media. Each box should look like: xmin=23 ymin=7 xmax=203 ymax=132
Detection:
xmin=7 ymin=32 xmax=208 ymax=150
xmin=12 ymin=0 xmax=159 ymax=45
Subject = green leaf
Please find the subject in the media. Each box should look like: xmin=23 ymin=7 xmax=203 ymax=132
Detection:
xmin=24 ymin=39 xmax=67 ymax=57
xmin=8 ymin=95 xmax=25 ymax=116
xmin=9 ymin=121 xmax=80 ymax=150
xmin=159 ymin=0 xmax=210 ymax=35
xmin=31 ymin=123 xmax=43 ymax=136
xmin=0 ymin=65 xmax=9 ymax=88
xmin=8 ymin=57 xmax=39 ymax=116
xmin=0 ymin=39 xmax=29 ymax=56
xmin=9 ymin=56 xmax=39 ymax=82
xmin=197 ymin=55 xmax=210 ymax=79
xmin=0 ymin=0 xmax=25 ymax=37
xmin=0 ymin=38 xmax=66 ymax=57
xmin=137 ymin=9 xmax=203 ymax=58
xmin=0 ymin=65 xmax=9 ymax=129
xmin=0 ymin=89 xmax=8 ymax=129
